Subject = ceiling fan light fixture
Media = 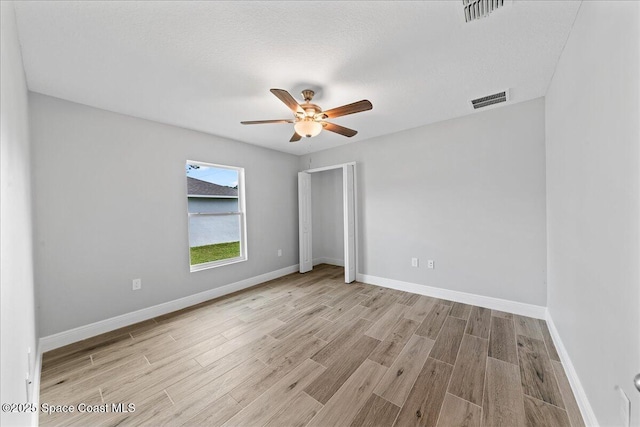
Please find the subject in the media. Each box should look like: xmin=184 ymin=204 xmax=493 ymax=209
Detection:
xmin=294 ymin=118 xmax=322 ymax=138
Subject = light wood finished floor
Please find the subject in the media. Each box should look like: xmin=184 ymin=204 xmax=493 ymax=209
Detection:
xmin=39 ymin=265 xmax=585 ymax=427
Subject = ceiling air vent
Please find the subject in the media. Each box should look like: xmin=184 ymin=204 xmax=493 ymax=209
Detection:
xmin=470 ymin=90 xmax=509 ymax=109
xmin=463 ymin=0 xmax=511 ymax=23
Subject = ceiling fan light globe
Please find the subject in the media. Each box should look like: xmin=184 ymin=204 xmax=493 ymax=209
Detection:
xmin=294 ymin=119 xmax=322 ymax=138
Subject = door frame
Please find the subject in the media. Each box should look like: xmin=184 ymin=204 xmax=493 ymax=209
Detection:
xmin=298 ymin=162 xmax=358 ymax=283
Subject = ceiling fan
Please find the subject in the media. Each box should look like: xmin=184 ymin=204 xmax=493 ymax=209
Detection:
xmin=241 ymin=89 xmax=373 ymax=142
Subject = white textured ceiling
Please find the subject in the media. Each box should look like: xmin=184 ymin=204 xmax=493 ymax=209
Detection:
xmin=13 ymin=1 xmax=580 ymax=155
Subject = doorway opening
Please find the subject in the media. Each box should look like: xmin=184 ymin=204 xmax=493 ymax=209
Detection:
xmin=298 ymin=162 xmax=357 ymax=283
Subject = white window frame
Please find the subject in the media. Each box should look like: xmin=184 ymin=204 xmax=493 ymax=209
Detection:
xmin=186 ymin=160 xmax=247 ymax=272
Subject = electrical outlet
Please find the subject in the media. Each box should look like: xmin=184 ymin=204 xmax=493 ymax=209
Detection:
xmin=132 ymin=278 xmax=142 ymax=291
xmin=411 ymin=258 xmax=419 ymax=267
xmin=616 ymin=385 xmax=630 ymax=427
xmin=277 ymin=249 xmax=282 ymax=257
xmin=428 ymin=260 xmax=435 ymax=269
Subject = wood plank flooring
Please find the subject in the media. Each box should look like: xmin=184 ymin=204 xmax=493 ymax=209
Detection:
xmin=39 ymin=264 xmax=584 ymax=427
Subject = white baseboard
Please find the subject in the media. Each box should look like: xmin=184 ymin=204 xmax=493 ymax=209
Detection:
xmin=313 ymin=257 xmax=345 ymax=267
xmin=545 ymin=313 xmax=599 ymax=427
xmin=39 ymin=264 xmax=299 ymax=352
xmin=356 ymin=273 xmax=547 ymax=319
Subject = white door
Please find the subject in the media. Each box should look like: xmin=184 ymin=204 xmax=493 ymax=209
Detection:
xmin=343 ymin=165 xmax=356 ymax=283
xmin=298 ymin=172 xmax=313 ymax=273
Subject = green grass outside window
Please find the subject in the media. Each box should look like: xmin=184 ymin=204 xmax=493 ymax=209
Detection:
xmin=190 ymin=241 xmax=240 ymax=265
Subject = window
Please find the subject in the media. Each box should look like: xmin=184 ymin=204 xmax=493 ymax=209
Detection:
xmin=186 ymin=161 xmax=247 ymax=271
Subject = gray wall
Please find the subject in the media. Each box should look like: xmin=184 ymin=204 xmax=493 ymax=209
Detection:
xmin=30 ymin=93 xmax=300 ymax=337
xmin=300 ymin=98 xmax=547 ymax=306
xmin=545 ymin=2 xmax=640 ymax=426
xmin=311 ymin=168 xmax=344 ymax=266
xmin=0 ymin=2 xmax=39 ymax=426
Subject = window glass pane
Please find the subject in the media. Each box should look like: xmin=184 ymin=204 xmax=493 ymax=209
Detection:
xmin=188 ymin=214 xmax=241 ymax=265
xmin=186 ymin=162 xmax=245 ymax=269
xmin=186 ymin=164 xmax=238 ymax=201
xmin=188 ymin=197 xmax=238 ymax=214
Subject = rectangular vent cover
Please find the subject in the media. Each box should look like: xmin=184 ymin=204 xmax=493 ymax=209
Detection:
xmin=463 ymin=0 xmax=510 ymax=22
xmin=470 ymin=90 xmax=509 ymax=109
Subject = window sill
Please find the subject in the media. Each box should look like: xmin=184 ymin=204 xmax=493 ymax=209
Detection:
xmin=190 ymin=256 xmax=247 ymax=272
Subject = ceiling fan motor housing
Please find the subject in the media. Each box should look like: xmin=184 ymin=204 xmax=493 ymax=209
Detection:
xmin=301 ymin=103 xmax=322 ymax=118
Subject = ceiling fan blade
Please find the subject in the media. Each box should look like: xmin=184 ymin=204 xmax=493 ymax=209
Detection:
xmin=322 ymin=122 xmax=358 ymax=137
xmin=240 ymin=119 xmax=294 ymax=125
xmin=290 ymin=132 xmax=302 ymax=143
xmin=322 ymin=100 xmax=372 ymax=119
xmin=270 ymin=89 xmax=304 ymax=114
